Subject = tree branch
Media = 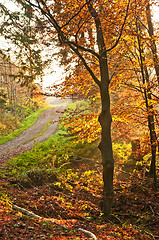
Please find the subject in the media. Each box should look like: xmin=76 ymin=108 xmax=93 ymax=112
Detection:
xmin=86 ymin=0 xmax=106 ymax=55
xmin=26 ymin=0 xmax=62 ymax=36
xmin=25 ymin=1 xmax=101 ymax=87
xmin=68 ymin=41 xmax=100 ymax=59
xmin=60 ymin=1 xmax=90 ymax=29
xmin=105 ymin=0 xmax=131 ymax=53
xmin=68 ymin=42 xmax=101 ymax=86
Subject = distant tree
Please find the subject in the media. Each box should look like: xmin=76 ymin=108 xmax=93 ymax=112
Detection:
xmin=0 ymin=2 xmax=44 ymax=96
xmin=146 ymin=1 xmax=159 ymax=84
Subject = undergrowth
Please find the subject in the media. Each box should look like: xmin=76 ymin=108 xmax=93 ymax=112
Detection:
xmin=0 ymin=100 xmax=144 ymax=181
xmin=0 ymin=106 xmax=51 ymax=145
xmin=0 ymin=101 xmax=100 ymax=179
xmin=0 ymin=100 xmax=158 ymax=239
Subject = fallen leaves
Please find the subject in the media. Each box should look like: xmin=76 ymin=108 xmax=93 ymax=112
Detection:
xmin=1 ymin=160 xmax=158 ymax=239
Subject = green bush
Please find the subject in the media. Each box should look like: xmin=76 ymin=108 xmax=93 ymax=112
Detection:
xmin=113 ymin=141 xmax=132 ymax=163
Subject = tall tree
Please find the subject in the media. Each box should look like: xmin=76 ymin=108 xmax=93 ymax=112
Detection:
xmin=11 ymin=0 xmax=130 ymax=217
xmin=136 ymin=18 xmax=158 ymax=187
xmin=109 ymin=0 xmax=158 ymax=186
xmin=146 ymin=1 xmax=159 ymax=84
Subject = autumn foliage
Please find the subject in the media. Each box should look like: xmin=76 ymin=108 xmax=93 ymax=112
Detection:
xmin=0 ymin=0 xmax=158 ymax=237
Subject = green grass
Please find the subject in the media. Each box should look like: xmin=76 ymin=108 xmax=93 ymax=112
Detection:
xmin=0 ymin=100 xmax=99 ymax=179
xmin=0 ymin=121 xmax=83 ymax=178
xmin=0 ymin=99 xmax=137 ymax=183
xmin=0 ymin=106 xmax=51 ymax=145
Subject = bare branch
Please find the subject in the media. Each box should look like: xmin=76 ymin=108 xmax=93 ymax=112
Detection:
xmin=13 ymin=205 xmax=97 ymax=240
xmin=86 ymin=0 xmax=106 ymax=55
xmin=74 ymin=16 xmax=92 ymax=43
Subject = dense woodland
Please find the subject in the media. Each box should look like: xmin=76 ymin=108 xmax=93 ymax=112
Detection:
xmin=0 ymin=0 xmax=159 ymax=239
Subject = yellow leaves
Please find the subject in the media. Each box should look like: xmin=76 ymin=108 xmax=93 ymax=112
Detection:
xmin=0 ymin=122 xmax=7 ymax=133
xmin=112 ymin=115 xmax=130 ymax=125
xmin=65 ymin=110 xmax=101 ymax=144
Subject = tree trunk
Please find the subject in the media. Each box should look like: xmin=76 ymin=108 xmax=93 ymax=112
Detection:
xmin=142 ymin=43 xmax=157 ymax=187
xmin=86 ymin=0 xmax=114 ymax=217
xmin=131 ymin=138 xmax=143 ymax=161
xmin=136 ymin=19 xmax=157 ymax=188
xmin=146 ymin=2 xmax=159 ymax=84
xmin=98 ymin=86 xmax=114 ymax=217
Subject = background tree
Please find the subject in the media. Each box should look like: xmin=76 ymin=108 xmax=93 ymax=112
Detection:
xmin=0 ymin=2 xmax=44 ymax=96
xmin=146 ymin=1 xmax=159 ymax=84
xmin=109 ymin=0 xmax=158 ymax=187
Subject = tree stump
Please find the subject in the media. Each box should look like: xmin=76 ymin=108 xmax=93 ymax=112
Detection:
xmin=131 ymin=138 xmax=143 ymax=161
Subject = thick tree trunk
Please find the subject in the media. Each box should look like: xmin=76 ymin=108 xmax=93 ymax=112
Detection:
xmin=98 ymin=86 xmax=114 ymax=217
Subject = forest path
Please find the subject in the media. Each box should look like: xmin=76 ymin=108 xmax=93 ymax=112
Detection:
xmin=0 ymin=97 xmax=73 ymax=167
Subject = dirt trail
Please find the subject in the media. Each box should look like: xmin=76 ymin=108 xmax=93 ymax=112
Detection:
xmin=0 ymin=97 xmax=71 ymax=167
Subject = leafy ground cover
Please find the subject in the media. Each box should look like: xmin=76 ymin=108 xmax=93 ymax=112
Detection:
xmin=0 ymin=101 xmax=158 ymax=239
xmin=0 ymin=161 xmax=158 ymax=239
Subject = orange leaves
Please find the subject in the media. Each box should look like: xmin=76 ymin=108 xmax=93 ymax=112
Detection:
xmin=0 ymin=196 xmax=12 ymax=223
xmin=65 ymin=111 xmax=101 ymax=143
xmin=28 ymin=9 xmax=34 ymax=13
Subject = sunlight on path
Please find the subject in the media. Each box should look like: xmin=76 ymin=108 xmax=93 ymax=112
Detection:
xmin=46 ymin=96 xmax=73 ymax=107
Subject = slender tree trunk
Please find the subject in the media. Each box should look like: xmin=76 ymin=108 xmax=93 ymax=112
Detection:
xmin=146 ymin=2 xmax=159 ymax=84
xmin=146 ymin=88 xmax=157 ymax=186
xmin=98 ymin=85 xmax=114 ymax=217
xmin=142 ymin=45 xmax=157 ymax=187
xmin=136 ymin=20 xmax=157 ymax=187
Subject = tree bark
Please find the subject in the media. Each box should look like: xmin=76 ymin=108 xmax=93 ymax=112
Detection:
xmin=136 ymin=19 xmax=157 ymax=187
xmin=131 ymin=139 xmax=143 ymax=161
xmin=85 ymin=0 xmax=114 ymax=217
xmin=98 ymin=86 xmax=114 ymax=217
xmin=146 ymin=2 xmax=159 ymax=84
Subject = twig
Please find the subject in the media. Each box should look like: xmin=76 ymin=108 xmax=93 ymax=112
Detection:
xmin=149 ymin=205 xmax=155 ymax=216
xmin=142 ymin=229 xmax=159 ymax=239
xmin=78 ymin=228 xmax=97 ymax=240
xmin=114 ymin=167 xmax=143 ymax=180
xmin=111 ymin=214 xmax=122 ymax=225
xmin=133 ymin=224 xmax=159 ymax=239
xmin=71 ymin=155 xmax=100 ymax=164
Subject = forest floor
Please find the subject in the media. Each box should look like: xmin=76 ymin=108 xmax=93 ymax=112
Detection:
xmin=0 ymin=98 xmax=158 ymax=239
xmin=0 ymin=160 xmax=158 ymax=239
